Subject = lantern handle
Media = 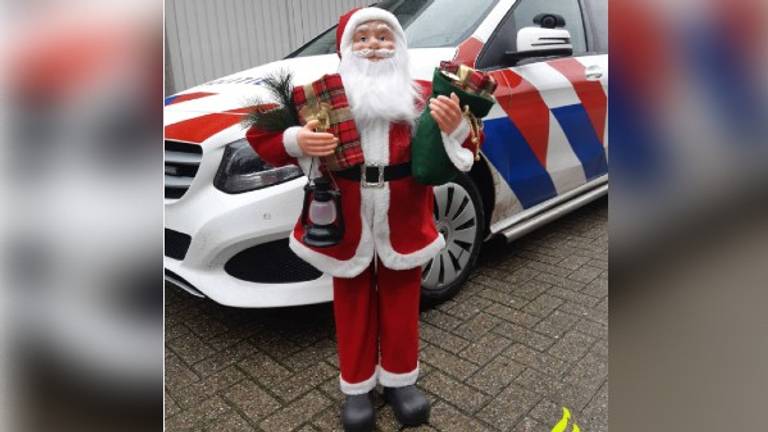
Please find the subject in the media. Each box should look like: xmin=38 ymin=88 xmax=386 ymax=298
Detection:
xmin=300 ymin=157 xmax=318 ymax=227
xmin=307 ymin=157 xmax=316 ymax=182
xmin=327 ymin=168 xmax=340 ymax=191
xmin=300 ymin=181 xmax=312 ymax=227
xmin=330 ymin=171 xmax=344 ymax=240
xmin=324 ymin=165 xmax=344 ymax=239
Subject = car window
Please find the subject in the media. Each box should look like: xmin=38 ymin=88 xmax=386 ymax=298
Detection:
xmin=398 ymin=0 xmax=498 ymax=48
xmin=288 ymin=0 xmax=499 ymax=57
xmin=584 ymin=0 xmax=607 ymax=52
xmin=477 ymin=0 xmax=588 ymax=69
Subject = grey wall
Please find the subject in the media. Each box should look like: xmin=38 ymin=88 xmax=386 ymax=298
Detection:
xmin=165 ymin=0 xmax=368 ymax=95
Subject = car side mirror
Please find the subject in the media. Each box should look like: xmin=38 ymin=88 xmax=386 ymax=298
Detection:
xmin=503 ymin=13 xmax=573 ymax=66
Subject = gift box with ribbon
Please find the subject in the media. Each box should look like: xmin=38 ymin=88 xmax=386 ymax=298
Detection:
xmin=438 ymin=61 xmax=498 ymax=97
xmin=292 ymin=74 xmax=363 ymax=172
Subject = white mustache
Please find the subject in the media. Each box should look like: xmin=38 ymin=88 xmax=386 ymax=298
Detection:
xmin=352 ymin=48 xmax=396 ymax=59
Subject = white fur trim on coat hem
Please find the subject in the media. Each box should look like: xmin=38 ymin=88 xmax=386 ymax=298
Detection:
xmin=367 ymin=182 xmax=446 ymax=271
xmin=340 ymin=369 xmax=378 ymax=395
xmin=377 ymin=232 xmax=445 ymax=271
xmin=441 ymin=118 xmax=474 ymax=172
xmin=378 ymin=364 xmax=419 ymax=388
xmin=288 ymin=226 xmax=374 ymax=279
xmin=282 ymin=126 xmax=303 ymax=158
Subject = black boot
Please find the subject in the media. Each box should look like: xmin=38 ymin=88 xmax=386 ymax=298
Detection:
xmin=383 ymin=385 xmax=430 ymax=426
xmin=341 ymin=391 xmax=375 ymax=432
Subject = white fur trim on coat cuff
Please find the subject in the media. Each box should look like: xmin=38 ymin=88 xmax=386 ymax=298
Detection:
xmin=441 ymin=118 xmax=474 ymax=172
xmin=282 ymin=126 xmax=303 ymax=158
xmin=339 ymin=369 xmax=378 ymax=395
xmin=378 ymin=364 xmax=419 ymax=388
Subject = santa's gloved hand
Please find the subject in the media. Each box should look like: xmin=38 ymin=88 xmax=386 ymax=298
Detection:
xmin=429 ymin=92 xmax=463 ymax=135
xmin=297 ymin=119 xmax=340 ymax=156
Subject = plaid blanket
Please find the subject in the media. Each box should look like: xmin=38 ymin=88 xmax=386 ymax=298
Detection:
xmin=292 ymin=74 xmax=363 ymax=171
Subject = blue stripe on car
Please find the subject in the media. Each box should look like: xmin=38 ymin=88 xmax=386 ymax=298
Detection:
xmin=551 ymin=104 xmax=608 ymax=180
xmin=482 ymin=117 xmax=558 ymax=209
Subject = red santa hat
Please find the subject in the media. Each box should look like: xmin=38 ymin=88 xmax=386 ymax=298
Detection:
xmin=335 ymin=7 xmax=406 ymax=57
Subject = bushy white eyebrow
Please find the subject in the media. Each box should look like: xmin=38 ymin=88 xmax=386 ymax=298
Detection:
xmin=354 ymin=23 xmax=392 ymax=35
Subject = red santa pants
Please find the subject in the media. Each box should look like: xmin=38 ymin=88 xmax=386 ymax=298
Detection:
xmin=333 ymin=258 xmax=421 ymax=395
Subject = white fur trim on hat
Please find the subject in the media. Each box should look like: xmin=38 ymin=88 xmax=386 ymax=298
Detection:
xmin=340 ymin=7 xmax=406 ymax=54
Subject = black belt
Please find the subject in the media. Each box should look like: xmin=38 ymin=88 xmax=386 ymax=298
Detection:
xmin=334 ymin=162 xmax=411 ymax=187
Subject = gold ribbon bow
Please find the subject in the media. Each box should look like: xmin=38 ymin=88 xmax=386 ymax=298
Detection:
xmin=462 ymin=105 xmax=483 ymax=161
xmin=299 ymin=102 xmax=332 ymax=132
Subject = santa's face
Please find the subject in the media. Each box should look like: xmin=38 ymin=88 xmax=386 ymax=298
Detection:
xmin=350 ymin=20 xmax=396 ymax=62
xmin=339 ymin=16 xmax=420 ymax=125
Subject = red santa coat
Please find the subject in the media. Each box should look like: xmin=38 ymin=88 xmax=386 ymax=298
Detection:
xmin=247 ymin=85 xmax=478 ymax=278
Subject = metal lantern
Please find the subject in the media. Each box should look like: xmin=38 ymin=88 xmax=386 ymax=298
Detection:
xmin=300 ymin=176 xmax=344 ymax=248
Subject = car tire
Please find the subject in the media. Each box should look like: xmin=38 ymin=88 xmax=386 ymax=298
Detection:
xmin=420 ymin=173 xmax=486 ymax=307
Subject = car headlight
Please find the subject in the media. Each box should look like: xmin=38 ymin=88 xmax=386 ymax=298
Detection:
xmin=214 ymin=139 xmax=302 ymax=194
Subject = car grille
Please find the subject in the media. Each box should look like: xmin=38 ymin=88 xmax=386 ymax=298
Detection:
xmin=165 ymin=140 xmax=202 ymax=199
xmin=165 ymin=229 xmax=192 ymax=260
xmin=224 ymin=239 xmax=323 ymax=283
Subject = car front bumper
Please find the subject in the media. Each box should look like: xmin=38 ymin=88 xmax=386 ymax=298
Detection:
xmin=164 ymin=147 xmax=332 ymax=308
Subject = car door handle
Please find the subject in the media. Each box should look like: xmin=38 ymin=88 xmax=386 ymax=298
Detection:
xmin=585 ymin=65 xmax=604 ymax=81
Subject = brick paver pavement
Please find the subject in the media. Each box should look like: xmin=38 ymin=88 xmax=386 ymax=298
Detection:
xmin=165 ymin=197 xmax=607 ymax=432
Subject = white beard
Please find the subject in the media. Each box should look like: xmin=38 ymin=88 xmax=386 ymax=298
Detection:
xmin=338 ymin=45 xmax=422 ymax=128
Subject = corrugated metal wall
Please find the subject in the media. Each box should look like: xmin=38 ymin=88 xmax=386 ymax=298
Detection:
xmin=165 ymin=0 xmax=367 ymax=95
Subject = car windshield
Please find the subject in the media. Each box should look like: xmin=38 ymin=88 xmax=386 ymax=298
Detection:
xmin=287 ymin=0 xmax=499 ymax=58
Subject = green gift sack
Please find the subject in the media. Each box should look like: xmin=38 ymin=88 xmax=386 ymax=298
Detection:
xmin=411 ymin=67 xmax=496 ymax=185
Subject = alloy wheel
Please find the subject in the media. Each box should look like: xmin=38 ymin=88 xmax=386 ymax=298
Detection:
xmin=422 ymin=181 xmax=478 ymax=290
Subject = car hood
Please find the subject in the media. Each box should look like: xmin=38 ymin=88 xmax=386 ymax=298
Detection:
xmin=164 ymin=48 xmax=454 ymax=146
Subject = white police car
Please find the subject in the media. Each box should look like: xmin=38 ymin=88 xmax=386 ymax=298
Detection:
xmin=164 ymin=0 xmax=608 ymax=307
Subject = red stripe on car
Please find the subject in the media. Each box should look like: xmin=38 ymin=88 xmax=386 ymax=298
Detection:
xmin=452 ymin=37 xmax=484 ymax=68
xmin=490 ymin=69 xmax=551 ymax=168
xmin=548 ymin=58 xmax=607 ymax=144
xmin=164 ymin=106 xmax=272 ymax=144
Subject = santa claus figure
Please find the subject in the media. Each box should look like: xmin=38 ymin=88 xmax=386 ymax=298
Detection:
xmin=248 ymin=7 xmax=477 ymax=431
